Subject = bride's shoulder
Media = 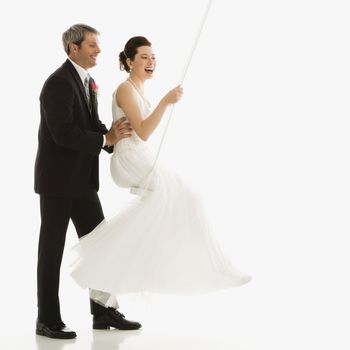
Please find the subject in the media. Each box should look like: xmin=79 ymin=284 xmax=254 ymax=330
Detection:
xmin=113 ymin=81 xmax=129 ymax=100
xmin=116 ymin=80 xmax=137 ymax=100
xmin=116 ymin=80 xmax=133 ymax=94
xmin=115 ymin=80 xmax=137 ymax=106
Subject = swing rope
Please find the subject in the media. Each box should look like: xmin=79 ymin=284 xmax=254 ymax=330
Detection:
xmin=131 ymin=0 xmax=213 ymax=196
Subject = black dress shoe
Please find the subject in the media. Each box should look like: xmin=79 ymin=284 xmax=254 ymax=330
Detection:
xmin=36 ymin=320 xmax=77 ymax=339
xmin=93 ymin=308 xmax=142 ymax=330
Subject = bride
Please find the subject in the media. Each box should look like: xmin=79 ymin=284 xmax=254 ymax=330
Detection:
xmin=70 ymin=36 xmax=251 ymax=304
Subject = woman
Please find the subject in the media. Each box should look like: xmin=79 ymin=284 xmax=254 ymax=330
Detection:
xmin=71 ymin=36 xmax=251 ymax=304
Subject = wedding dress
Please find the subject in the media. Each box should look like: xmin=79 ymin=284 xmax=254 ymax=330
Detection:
xmin=70 ymin=84 xmax=251 ymax=304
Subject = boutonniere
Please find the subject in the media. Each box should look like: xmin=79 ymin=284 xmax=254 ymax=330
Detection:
xmin=91 ymin=81 xmax=99 ymax=99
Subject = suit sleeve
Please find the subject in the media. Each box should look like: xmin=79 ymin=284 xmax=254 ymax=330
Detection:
xmin=95 ymin=118 xmax=114 ymax=154
xmin=41 ymin=76 xmax=103 ymax=155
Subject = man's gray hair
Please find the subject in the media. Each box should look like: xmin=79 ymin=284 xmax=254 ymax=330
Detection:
xmin=62 ymin=24 xmax=99 ymax=55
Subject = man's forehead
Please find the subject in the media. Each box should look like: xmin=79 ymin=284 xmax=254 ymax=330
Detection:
xmin=84 ymin=33 xmax=99 ymax=42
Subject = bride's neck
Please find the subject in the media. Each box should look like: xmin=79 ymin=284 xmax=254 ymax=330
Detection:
xmin=128 ymin=74 xmax=144 ymax=92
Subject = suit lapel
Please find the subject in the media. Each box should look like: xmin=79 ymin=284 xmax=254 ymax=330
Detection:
xmin=65 ymin=60 xmax=92 ymax=116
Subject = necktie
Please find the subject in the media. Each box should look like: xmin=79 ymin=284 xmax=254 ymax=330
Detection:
xmin=84 ymin=75 xmax=92 ymax=111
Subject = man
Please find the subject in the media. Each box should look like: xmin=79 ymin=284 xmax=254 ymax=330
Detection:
xmin=34 ymin=24 xmax=141 ymax=339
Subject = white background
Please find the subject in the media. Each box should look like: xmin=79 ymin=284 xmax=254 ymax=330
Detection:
xmin=0 ymin=0 xmax=349 ymax=349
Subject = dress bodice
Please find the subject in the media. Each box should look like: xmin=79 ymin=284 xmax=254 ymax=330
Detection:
xmin=111 ymin=86 xmax=151 ymax=148
xmin=112 ymin=89 xmax=151 ymax=122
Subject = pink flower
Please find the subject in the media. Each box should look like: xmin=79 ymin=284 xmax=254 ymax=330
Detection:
xmin=91 ymin=80 xmax=99 ymax=98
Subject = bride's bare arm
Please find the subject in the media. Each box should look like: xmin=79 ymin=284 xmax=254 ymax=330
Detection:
xmin=116 ymin=82 xmax=182 ymax=141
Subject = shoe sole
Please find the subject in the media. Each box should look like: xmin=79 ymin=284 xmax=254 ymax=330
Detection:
xmin=36 ymin=329 xmax=77 ymax=339
xmin=93 ymin=323 xmax=141 ymax=331
xmin=93 ymin=324 xmax=110 ymax=330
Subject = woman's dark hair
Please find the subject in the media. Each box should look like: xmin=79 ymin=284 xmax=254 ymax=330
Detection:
xmin=119 ymin=36 xmax=152 ymax=72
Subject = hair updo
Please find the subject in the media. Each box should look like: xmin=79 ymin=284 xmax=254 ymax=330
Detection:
xmin=119 ymin=36 xmax=152 ymax=73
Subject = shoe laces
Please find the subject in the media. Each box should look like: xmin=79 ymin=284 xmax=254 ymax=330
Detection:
xmin=51 ymin=322 xmax=65 ymax=330
xmin=108 ymin=307 xmax=125 ymax=318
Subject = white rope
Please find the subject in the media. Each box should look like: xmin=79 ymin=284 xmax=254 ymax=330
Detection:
xmin=179 ymin=0 xmax=214 ymax=86
xmin=132 ymin=0 xmax=213 ymax=195
xmin=153 ymin=0 xmax=213 ymax=167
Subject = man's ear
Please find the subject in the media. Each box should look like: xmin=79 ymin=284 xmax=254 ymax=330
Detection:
xmin=69 ymin=42 xmax=78 ymax=54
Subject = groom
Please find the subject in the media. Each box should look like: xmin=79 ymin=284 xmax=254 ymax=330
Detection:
xmin=34 ymin=24 xmax=141 ymax=339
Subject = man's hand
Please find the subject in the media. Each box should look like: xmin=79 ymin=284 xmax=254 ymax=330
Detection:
xmin=105 ymin=117 xmax=133 ymax=146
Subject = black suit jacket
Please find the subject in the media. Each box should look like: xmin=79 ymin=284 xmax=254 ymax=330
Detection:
xmin=34 ymin=59 xmax=113 ymax=198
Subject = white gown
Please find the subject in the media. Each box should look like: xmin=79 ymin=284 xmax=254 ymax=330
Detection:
xmin=70 ymin=86 xmax=251 ymax=304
